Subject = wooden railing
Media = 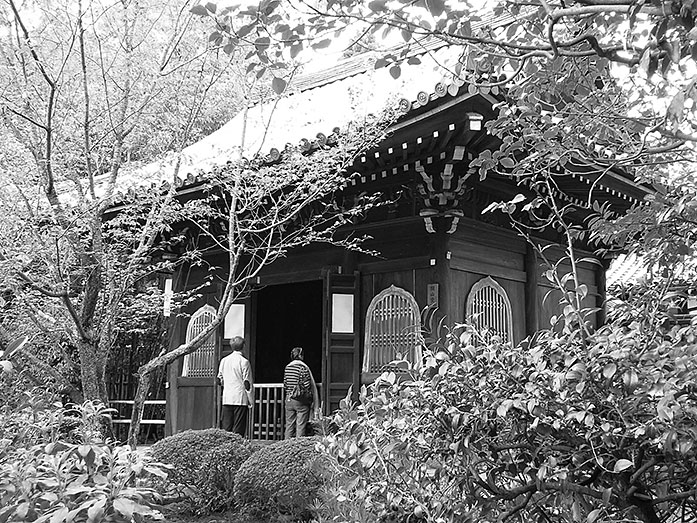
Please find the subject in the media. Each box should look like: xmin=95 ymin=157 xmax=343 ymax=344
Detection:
xmin=111 ymin=399 xmax=167 ymax=425
xmin=110 ymin=384 xmax=317 ymax=443
xmin=248 ymin=383 xmax=285 ymax=441
xmin=247 ymin=382 xmax=321 ymax=441
xmin=110 ymin=399 xmax=166 ymax=443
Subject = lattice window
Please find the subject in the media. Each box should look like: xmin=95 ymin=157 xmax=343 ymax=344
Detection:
xmin=362 ymin=285 xmax=422 ymax=373
xmin=465 ymin=276 xmax=513 ymax=344
xmin=182 ymin=305 xmax=217 ymax=378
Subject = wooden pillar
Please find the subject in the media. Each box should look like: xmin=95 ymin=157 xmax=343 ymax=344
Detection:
xmin=524 ymin=244 xmax=540 ymax=336
xmin=165 ymin=364 xmax=177 ymax=436
xmin=342 ymin=249 xmax=359 ymax=274
xmin=163 ymin=270 xmax=182 ymax=437
xmin=429 ymin=218 xmax=452 ymax=326
xmin=595 ymin=257 xmax=610 ymax=327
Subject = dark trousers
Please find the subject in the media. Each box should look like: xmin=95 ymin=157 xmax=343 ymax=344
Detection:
xmin=221 ymin=405 xmax=248 ymax=436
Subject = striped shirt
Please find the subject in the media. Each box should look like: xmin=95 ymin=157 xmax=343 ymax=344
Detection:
xmin=284 ymin=360 xmax=311 ymax=401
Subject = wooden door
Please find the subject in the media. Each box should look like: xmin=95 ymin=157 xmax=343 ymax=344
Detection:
xmin=175 ymin=304 xmax=219 ymax=431
xmin=323 ymin=270 xmax=361 ymax=413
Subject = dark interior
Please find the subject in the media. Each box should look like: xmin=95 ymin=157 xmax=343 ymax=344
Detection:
xmin=254 ymin=280 xmax=323 ymax=383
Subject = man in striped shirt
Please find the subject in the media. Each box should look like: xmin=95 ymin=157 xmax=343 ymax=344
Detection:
xmin=283 ymin=347 xmax=319 ymax=438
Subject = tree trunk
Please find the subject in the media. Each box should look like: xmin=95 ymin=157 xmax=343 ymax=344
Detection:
xmin=128 ymin=369 xmax=152 ymax=449
xmin=127 ymin=314 xmax=226 ymax=448
xmin=78 ymin=339 xmax=103 ymax=401
xmin=78 ymin=338 xmax=114 ymax=440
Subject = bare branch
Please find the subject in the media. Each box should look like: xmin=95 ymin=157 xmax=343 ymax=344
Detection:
xmin=77 ymin=0 xmax=96 ymax=199
xmin=3 ymin=105 xmax=48 ymax=131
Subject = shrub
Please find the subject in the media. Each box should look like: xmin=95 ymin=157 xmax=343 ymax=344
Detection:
xmin=149 ymin=428 xmax=235 ymax=487
xmin=306 ymin=415 xmax=339 ymax=437
xmin=233 ymin=437 xmax=332 ymax=519
xmin=0 ymin=441 xmax=166 ymax=523
xmin=0 ymin=388 xmax=62 ymax=455
xmin=149 ymin=428 xmax=257 ymax=512
xmin=195 ymin=436 xmax=258 ymax=512
xmin=0 ymin=395 xmax=166 ymax=523
xmin=316 ymin=315 xmax=697 ymax=523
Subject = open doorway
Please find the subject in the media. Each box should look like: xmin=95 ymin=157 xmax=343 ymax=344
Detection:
xmin=254 ymin=280 xmax=323 ymax=384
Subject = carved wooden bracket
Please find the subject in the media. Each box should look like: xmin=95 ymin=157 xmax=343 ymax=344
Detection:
xmin=415 ymin=162 xmax=471 ymax=234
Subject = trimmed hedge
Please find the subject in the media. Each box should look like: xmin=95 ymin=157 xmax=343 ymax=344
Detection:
xmin=233 ymin=437 xmax=333 ymax=519
xmin=150 ymin=428 xmax=257 ymax=512
xmin=197 ymin=437 xmax=258 ymax=511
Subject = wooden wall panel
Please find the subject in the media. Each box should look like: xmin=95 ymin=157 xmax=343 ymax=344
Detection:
xmin=360 ymin=268 xmax=433 ymax=321
xmin=373 ymin=270 xmax=417 ymax=296
xmin=450 ymin=270 xmax=479 ymax=326
xmin=450 ymin=217 xmax=527 ymax=254
xmin=450 ymin=239 xmax=525 ymax=272
xmin=175 ymin=378 xmax=215 ymax=431
xmin=413 ymin=268 xmax=432 ymax=312
xmin=451 ymin=269 xmax=526 ymax=343
xmin=449 ymin=223 xmax=527 ymax=288
xmin=258 ymin=248 xmax=345 ymax=283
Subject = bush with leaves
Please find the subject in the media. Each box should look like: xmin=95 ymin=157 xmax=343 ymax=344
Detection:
xmin=0 ymin=395 xmax=166 ymax=523
xmin=317 ymin=308 xmax=697 ymax=523
xmin=149 ymin=428 xmax=230 ymax=487
xmin=0 ymin=388 xmax=63 ymax=455
xmin=149 ymin=428 xmax=257 ymax=512
xmin=316 ymin=366 xmax=472 ymax=523
xmin=234 ymin=436 xmax=333 ymax=520
xmin=0 ymin=441 xmax=166 ymax=523
xmin=195 ymin=435 xmax=259 ymax=512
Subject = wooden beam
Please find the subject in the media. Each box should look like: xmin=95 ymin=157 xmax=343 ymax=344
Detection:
xmin=257 ymin=269 xmax=325 ymax=286
xmin=358 ymin=255 xmax=432 ymax=273
xmin=451 ymin=256 xmax=527 ymax=283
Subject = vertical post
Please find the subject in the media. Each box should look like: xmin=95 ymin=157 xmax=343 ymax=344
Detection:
xmin=429 ymin=219 xmax=451 ymax=326
xmin=596 ymin=257 xmax=610 ymax=328
xmin=321 ymin=269 xmax=329 ymax=412
xmin=524 ymin=244 xmax=540 ymax=337
xmin=163 ymin=272 xmax=180 ymax=437
xmin=353 ymin=270 xmax=361 ymax=405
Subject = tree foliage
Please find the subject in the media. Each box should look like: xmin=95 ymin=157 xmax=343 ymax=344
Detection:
xmin=0 ymin=0 xmax=247 ymax=405
xmin=590 ymin=166 xmax=697 ymax=276
xmin=195 ymin=0 xmax=697 ymax=139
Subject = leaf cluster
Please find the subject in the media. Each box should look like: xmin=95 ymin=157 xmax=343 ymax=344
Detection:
xmin=0 ymin=394 xmax=166 ymax=523
xmin=589 ymin=171 xmax=697 ymax=276
xmin=319 ymin=308 xmax=697 ymax=523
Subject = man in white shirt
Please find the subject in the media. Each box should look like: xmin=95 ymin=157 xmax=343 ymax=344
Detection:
xmin=217 ymin=336 xmax=253 ymax=436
